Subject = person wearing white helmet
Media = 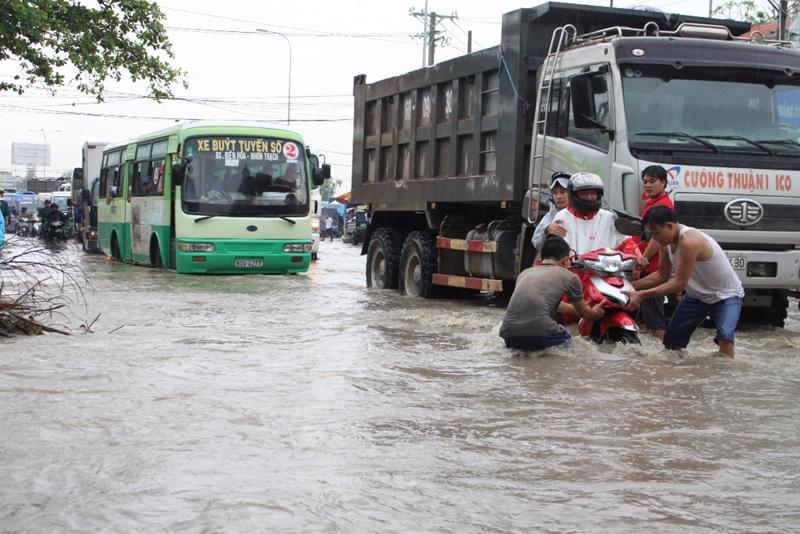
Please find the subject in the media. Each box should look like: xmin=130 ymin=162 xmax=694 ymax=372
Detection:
xmin=531 ymin=171 xmax=571 ymax=252
xmin=551 ymin=172 xmax=627 ymax=255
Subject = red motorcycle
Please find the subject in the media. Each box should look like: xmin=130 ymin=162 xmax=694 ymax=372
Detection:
xmin=566 ymin=245 xmax=641 ymax=344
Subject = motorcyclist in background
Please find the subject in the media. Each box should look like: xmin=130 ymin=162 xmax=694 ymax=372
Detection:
xmin=42 ymin=202 xmax=67 ymax=239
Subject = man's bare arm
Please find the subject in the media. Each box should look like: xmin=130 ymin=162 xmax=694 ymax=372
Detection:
xmin=571 ymin=299 xmax=605 ymax=320
xmin=637 ymin=231 xmax=702 ymax=299
xmin=632 ymin=243 xmax=672 ymax=290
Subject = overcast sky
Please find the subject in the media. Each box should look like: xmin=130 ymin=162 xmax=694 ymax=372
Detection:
xmin=0 ymin=0 xmax=723 ymax=192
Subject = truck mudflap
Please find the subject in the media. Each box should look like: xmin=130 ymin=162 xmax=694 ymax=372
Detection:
xmin=432 ymin=274 xmax=503 ymax=292
xmin=725 ymin=249 xmax=800 ymax=291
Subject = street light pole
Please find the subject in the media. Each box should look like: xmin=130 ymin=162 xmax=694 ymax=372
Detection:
xmin=29 ymin=128 xmax=60 ymax=178
xmin=256 ymin=28 xmax=292 ymax=125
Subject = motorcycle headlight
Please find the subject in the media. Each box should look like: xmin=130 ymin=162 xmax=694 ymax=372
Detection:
xmin=600 ymin=254 xmax=623 ymax=273
xmin=584 ymin=259 xmax=604 ymax=272
xmin=619 ymin=258 xmax=637 ymax=271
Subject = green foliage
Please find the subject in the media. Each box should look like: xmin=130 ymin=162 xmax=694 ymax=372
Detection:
xmin=713 ymin=0 xmax=772 ymax=23
xmin=0 ymin=0 xmax=186 ymax=101
xmin=319 ymin=177 xmax=342 ymax=202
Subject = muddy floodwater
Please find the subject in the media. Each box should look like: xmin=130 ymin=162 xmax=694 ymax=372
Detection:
xmin=2 ymin=239 xmax=800 ymax=532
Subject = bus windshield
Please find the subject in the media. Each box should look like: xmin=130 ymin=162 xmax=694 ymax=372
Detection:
xmin=182 ymin=135 xmax=309 ymax=217
xmin=622 ymin=65 xmax=800 ymax=154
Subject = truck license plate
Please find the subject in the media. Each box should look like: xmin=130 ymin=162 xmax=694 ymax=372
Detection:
xmin=234 ymin=258 xmax=263 ymax=268
xmin=728 ymin=256 xmax=746 ymax=271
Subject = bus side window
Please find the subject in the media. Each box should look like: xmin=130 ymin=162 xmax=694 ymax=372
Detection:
xmin=111 ymin=166 xmax=121 ymax=197
xmin=99 ymin=167 xmax=108 ymax=199
xmin=152 ymin=159 xmax=165 ymax=196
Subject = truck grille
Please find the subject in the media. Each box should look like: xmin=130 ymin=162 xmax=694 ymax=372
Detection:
xmin=674 ymin=201 xmax=800 ymax=232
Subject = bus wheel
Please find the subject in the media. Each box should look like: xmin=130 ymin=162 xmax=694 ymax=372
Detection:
xmin=399 ymin=231 xmax=438 ymax=298
xmin=111 ymin=233 xmax=122 ymax=261
xmin=150 ymin=238 xmax=162 ymax=268
xmin=366 ymin=228 xmax=400 ymax=289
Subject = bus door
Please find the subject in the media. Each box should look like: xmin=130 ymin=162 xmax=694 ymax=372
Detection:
xmin=97 ymin=149 xmax=127 ymax=259
xmin=128 ymin=142 xmax=168 ymax=265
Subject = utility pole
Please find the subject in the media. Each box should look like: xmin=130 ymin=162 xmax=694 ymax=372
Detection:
xmin=779 ymin=0 xmax=788 ymax=40
xmin=410 ymin=8 xmax=458 ymax=66
xmin=428 ymin=13 xmax=436 ymax=66
xmin=709 ymin=0 xmax=713 ymax=18
xmin=410 ymin=4 xmax=428 ymax=68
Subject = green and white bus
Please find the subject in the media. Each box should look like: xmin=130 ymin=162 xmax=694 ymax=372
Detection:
xmin=97 ymin=121 xmax=330 ymax=274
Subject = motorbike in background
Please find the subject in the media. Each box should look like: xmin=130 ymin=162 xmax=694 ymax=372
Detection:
xmin=42 ymin=220 xmax=68 ymax=242
xmin=15 ymin=218 xmax=36 ymax=237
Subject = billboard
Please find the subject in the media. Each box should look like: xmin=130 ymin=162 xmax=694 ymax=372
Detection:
xmin=11 ymin=143 xmax=50 ymax=166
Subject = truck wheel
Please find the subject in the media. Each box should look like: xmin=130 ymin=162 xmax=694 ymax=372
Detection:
xmin=399 ymin=231 xmax=438 ymax=298
xmin=366 ymin=228 xmax=400 ymax=289
xmin=740 ymin=292 xmax=788 ymax=328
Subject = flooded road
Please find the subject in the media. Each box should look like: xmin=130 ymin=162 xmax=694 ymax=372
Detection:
xmin=2 ymin=238 xmax=800 ymax=532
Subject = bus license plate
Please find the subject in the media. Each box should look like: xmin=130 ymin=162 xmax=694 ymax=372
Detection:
xmin=728 ymin=256 xmax=746 ymax=271
xmin=234 ymin=258 xmax=263 ymax=268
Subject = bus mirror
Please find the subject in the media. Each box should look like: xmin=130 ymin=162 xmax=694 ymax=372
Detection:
xmin=309 ymin=154 xmax=320 ymax=168
xmin=172 ymin=163 xmax=185 ymax=185
xmin=312 ymin=163 xmax=331 ymax=187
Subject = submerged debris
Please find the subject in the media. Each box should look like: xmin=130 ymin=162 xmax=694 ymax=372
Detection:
xmin=0 ymin=240 xmax=91 ymax=337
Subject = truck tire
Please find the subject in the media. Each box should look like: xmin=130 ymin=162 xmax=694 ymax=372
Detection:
xmin=399 ymin=231 xmax=438 ymax=298
xmin=740 ymin=292 xmax=788 ymax=328
xmin=366 ymin=228 xmax=401 ymax=289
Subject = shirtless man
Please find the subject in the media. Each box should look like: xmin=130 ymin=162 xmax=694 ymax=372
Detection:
xmin=624 ymin=206 xmax=744 ymax=358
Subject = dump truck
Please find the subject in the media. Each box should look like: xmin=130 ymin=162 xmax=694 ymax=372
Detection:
xmin=352 ymin=1 xmax=800 ymax=326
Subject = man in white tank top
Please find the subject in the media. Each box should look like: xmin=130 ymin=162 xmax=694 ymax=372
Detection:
xmin=624 ymin=206 xmax=744 ymax=358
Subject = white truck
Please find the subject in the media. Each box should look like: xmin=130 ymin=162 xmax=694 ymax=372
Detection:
xmin=73 ymin=141 xmax=108 ymax=251
xmin=354 ymin=3 xmax=800 ymax=326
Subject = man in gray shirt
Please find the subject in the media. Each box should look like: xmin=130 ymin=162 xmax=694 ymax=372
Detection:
xmin=500 ymin=236 xmax=604 ymax=351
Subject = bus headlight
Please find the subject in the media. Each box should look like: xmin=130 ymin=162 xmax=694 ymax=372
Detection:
xmin=178 ymin=242 xmax=215 ymax=252
xmin=283 ymin=243 xmax=313 ymax=253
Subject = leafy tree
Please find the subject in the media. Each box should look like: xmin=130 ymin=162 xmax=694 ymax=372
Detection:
xmin=319 ymin=177 xmax=342 ymax=202
xmin=0 ymin=0 xmax=185 ymax=101
xmin=713 ymin=0 xmax=772 ymax=23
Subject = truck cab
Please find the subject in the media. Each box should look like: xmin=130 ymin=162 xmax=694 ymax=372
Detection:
xmin=530 ymin=22 xmax=800 ymax=326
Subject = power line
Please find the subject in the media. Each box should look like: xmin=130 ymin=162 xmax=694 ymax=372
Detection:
xmin=0 ymin=102 xmax=351 ymax=122
xmin=162 ymin=7 xmax=418 ymax=44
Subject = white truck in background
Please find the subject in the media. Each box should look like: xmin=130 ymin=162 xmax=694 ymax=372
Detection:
xmin=73 ymin=141 xmax=108 ymax=251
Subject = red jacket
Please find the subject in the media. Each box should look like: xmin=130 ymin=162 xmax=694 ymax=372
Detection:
xmin=637 ymin=192 xmax=674 ymax=275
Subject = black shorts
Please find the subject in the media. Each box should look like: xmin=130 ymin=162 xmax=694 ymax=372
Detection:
xmin=639 ymin=295 xmax=666 ymax=331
